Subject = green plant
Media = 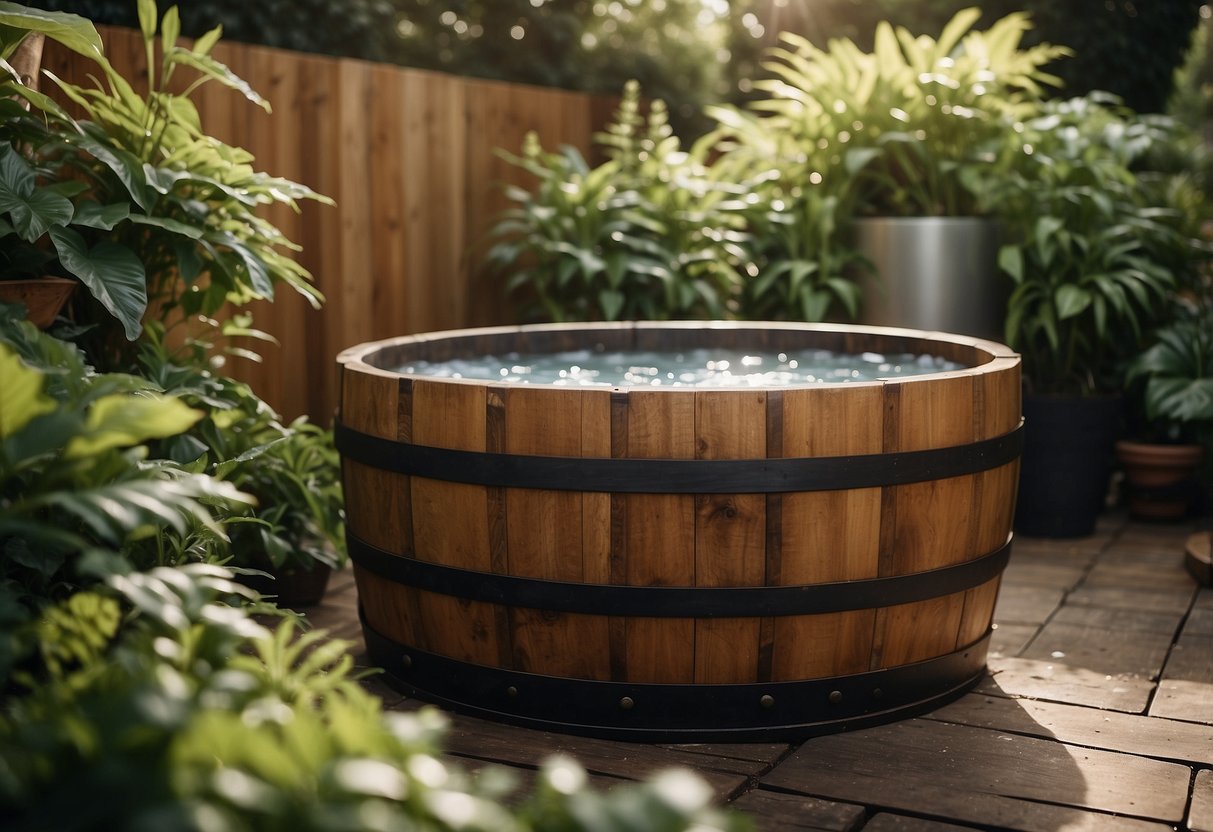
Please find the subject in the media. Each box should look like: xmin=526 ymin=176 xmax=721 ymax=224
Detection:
xmin=707 ymin=109 xmax=866 ymax=321
xmin=0 ymin=304 xmax=252 ymax=612
xmin=999 ymin=94 xmax=1187 ymax=396
xmin=1126 ymin=310 xmax=1213 ymax=443
xmin=0 ymin=1 xmax=330 ymax=368
xmin=0 ymin=7 xmax=147 ymax=338
xmin=134 ymin=321 xmax=345 ymax=578
xmin=743 ymin=7 xmax=1068 ymax=217
xmin=487 ymin=82 xmax=748 ymax=322
xmin=0 ymin=562 xmax=748 ymax=831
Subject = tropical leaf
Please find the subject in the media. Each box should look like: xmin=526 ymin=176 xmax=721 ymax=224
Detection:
xmin=0 ymin=342 xmax=54 ymax=439
xmin=0 ymin=145 xmax=74 ymax=241
xmin=0 ymin=4 xmax=104 ymax=61
xmin=49 ymin=226 xmax=148 ymax=340
xmin=167 ymin=48 xmax=270 ymax=113
xmin=66 ymin=392 xmax=201 ymax=459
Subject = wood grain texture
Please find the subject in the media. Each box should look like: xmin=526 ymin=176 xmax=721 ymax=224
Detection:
xmin=693 ymin=390 xmax=766 ymax=683
xmin=501 ymin=387 xmax=610 ymax=679
xmin=408 ymin=380 xmax=499 ymax=665
xmin=622 ymin=390 xmax=696 ymax=683
xmin=774 ymin=385 xmax=883 ymax=681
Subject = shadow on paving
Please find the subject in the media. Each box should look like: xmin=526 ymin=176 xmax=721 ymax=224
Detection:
xmin=747 ymin=675 xmax=1189 ymax=832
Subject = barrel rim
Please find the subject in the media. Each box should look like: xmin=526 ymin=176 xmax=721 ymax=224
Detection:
xmin=337 ymin=321 xmax=1019 ymax=393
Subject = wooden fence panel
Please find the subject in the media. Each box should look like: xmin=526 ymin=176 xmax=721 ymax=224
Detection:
xmin=41 ymin=26 xmax=614 ymax=420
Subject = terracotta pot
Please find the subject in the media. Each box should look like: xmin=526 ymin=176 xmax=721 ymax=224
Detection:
xmin=0 ymin=277 xmax=76 ymax=329
xmin=1115 ymin=440 xmax=1205 ymax=520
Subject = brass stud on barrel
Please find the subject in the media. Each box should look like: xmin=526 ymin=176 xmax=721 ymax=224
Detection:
xmin=619 ymin=696 xmax=635 ymax=710
xmin=760 ymin=694 xmax=775 ymax=709
xmin=401 ymin=654 xmax=413 ymax=670
xmin=828 ymin=690 xmax=843 ymax=704
xmin=506 ymin=686 xmax=518 ymax=698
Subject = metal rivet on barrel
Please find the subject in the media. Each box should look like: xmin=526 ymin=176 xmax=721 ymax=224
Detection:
xmin=760 ymin=694 xmax=775 ymax=709
xmin=506 ymin=686 xmax=518 ymax=698
xmin=619 ymin=696 xmax=635 ymax=710
xmin=828 ymin=690 xmax=843 ymax=704
xmin=401 ymin=654 xmax=413 ymax=670
xmin=872 ymin=688 xmax=884 ymax=700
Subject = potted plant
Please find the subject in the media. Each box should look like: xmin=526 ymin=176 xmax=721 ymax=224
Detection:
xmin=0 ymin=2 xmax=329 ymax=369
xmin=0 ymin=8 xmax=142 ymax=333
xmin=0 ymin=2 xmax=344 ymax=597
xmin=1117 ymin=310 xmax=1213 ymax=519
xmin=139 ymin=320 xmax=347 ymax=606
xmin=999 ymin=94 xmax=1190 ymax=536
xmin=729 ymin=8 xmax=1067 ymax=338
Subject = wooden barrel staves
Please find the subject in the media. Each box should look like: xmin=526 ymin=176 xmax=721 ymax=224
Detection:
xmin=336 ymin=321 xmax=1022 ymax=741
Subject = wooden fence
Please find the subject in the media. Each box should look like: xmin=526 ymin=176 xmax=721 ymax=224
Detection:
xmin=43 ymin=26 xmax=615 ymax=420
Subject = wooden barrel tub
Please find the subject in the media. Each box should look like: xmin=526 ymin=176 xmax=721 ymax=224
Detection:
xmin=336 ymin=322 xmax=1022 ymax=741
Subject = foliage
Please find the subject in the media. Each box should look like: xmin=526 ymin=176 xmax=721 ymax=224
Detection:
xmin=0 ymin=1 xmax=329 ymax=369
xmin=998 ymin=94 xmax=1190 ymax=396
xmin=727 ymin=0 xmax=1204 ymax=116
xmin=1126 ymin=308 xmax=1213 ymax=442
xmin=140 ymin=321 xmax=346 ymax=575
xmin=740 ymin=7 xmax=1068 ymax=217
xmin=0 ymin=563 xmax=748 ymax=831
xmin=706 ymin=109 xmax=866 ymax=322
xmin=488 ymin=82 xmax=748 ymax=322
xmin=0 ymin=304 xmax=252 ymax=612
xmin=0 ymin=6 xmax=147 ymax=340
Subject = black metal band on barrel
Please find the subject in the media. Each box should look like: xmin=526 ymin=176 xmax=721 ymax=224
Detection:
xmin=361 ymin=615 xmax=991 ymax=742
xmin=334 ymin=421 xmax=1022 ymax=494
xmin=348 ymin=534 xmax=1011 ymax=618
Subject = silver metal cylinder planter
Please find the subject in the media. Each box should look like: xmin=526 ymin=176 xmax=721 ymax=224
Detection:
xmin=856 ymin=217 xmax=1003 ymax=341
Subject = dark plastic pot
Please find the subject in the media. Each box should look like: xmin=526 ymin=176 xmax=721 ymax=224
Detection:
xmin=1015 ymin=394 xmax=1121 ymax=538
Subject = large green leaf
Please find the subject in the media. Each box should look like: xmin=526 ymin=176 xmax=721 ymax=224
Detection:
xmin=48 ymin=226 xmax=147 ymax=340
xmin=167 ymin=48 xmax=270 ymax=113
xmin=598 ymin=289 xmax=624 ymax=321
xmin=66 ymin=392 xmax=201 ymax=459
xmin=67 ymin=127 xmax=152 ymax=211
xmin=0 ymin=342 xmax=54 ymax=440
xmin=1054 ymin=284 xmax=1091 ymax=320
xmin=0 ymin=4 xmax=104 ymax=61
xmin=997 ymin=245 xmax=1024 ymax=283
xmin=0 ymin=144 xmax=73 ymax=241
xmin=1145 ymin=377 xmax=1213 ymax=424
xmin=71 ymin=200 xmax=130 ymax=231
xmin=34 ymin=476 xmax=242 ymax=546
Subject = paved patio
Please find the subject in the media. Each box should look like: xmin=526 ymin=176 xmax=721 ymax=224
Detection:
xmin=308 ymin=514 xmax=1212 ymax=832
